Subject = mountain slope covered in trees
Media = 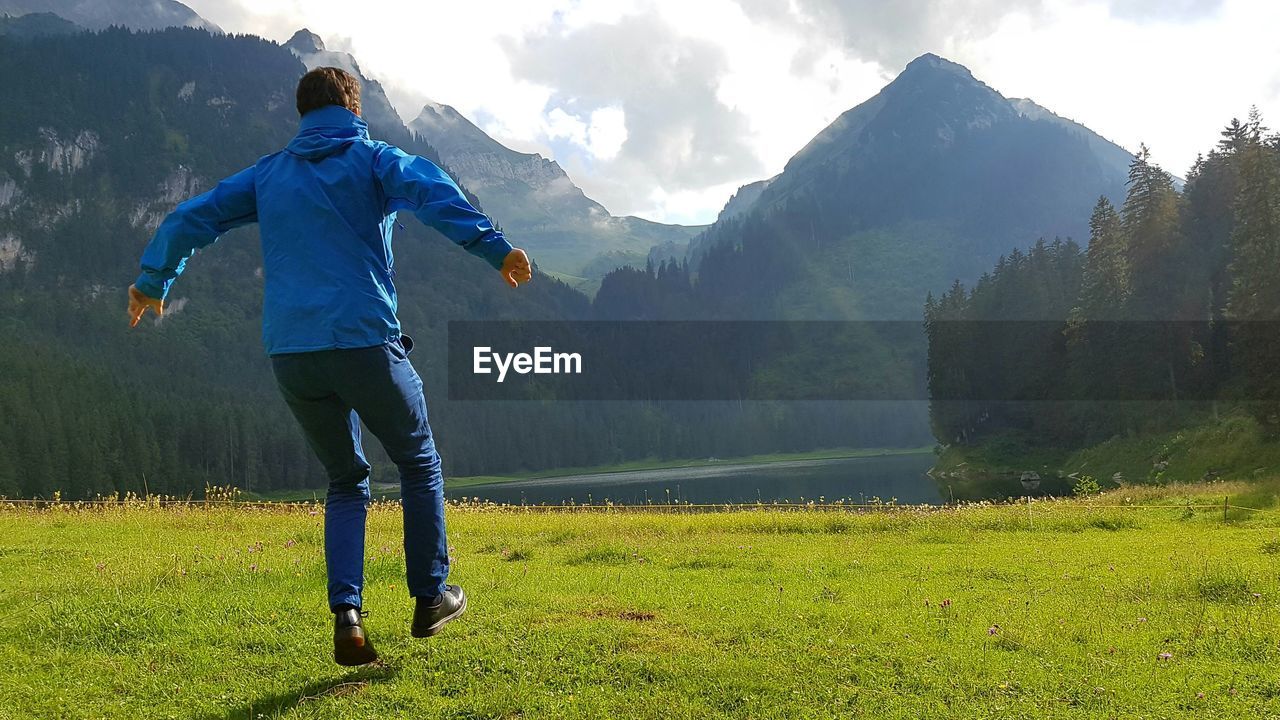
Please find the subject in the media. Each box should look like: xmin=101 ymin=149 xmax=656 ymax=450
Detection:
xmin=926 ymin=112 xmax=1280 ymax=488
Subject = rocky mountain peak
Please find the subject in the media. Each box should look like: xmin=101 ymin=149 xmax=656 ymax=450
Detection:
xmin=284 ymin=28 xmax=324 ymax=54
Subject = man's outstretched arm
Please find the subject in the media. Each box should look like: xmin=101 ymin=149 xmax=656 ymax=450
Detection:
xmin=129 ymin=166 xmax=259 ymax=326
xmin=373 ymin=145 xmax=531 ymax=287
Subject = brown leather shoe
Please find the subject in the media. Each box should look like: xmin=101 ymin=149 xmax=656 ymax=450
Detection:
xmin=333 ymin=608 xmax=379 ymax=666
xmin=411 ymin=585 xmax=467 ymax=638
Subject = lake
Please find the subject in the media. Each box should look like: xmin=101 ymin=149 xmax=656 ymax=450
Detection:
xmin=446 ymin=452 xmax=942 ymax=506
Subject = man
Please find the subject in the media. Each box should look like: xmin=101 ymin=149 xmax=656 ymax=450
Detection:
xmin=128 ymin=67 xmax=532 ymax=666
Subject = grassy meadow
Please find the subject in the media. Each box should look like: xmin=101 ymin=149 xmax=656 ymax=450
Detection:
xmin=3 ymin=484 xmax=1280 ymax=718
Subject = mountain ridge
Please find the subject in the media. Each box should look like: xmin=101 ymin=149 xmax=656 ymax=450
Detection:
xmin=0 ymin=0 xmax=219 ymax=32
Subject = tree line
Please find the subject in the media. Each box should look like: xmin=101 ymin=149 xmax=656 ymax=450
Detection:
xmin=926 ymin=111 xmax=1280 ymax=450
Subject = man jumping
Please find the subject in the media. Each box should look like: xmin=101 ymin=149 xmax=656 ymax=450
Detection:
xmin=127 ymin=67 xmax=532 ymax=666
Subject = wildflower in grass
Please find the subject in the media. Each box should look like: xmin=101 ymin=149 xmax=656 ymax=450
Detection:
xmin=988 ymin=624 xmax=1000 ymax=635
xmin=940 ymin=599 xmax=952 ymax=608
xmin=1197 ymin=692 xmax=1205 ymax=699
xmin=284 ymin=539 xmax=296 ymax=549
xmin=1137 ymin=617 xmax=1148 ymax=623
xmin=250 ymin=564 xmax=258 ymax=572
xmin=1158 ymin=652 xmax=1172 ymax=660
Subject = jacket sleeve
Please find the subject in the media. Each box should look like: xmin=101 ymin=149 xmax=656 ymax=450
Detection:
xmin=134 ymin=166 xmax=259 ymax=300
xmin=373 ymin=144 xmax=513 ymax=270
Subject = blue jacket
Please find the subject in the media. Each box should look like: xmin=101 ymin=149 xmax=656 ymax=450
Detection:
xmin=135 ymin=105 xmax=513 ymax=355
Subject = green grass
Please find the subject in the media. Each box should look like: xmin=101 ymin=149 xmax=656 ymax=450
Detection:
xmin=254 ymin=446 xmax=934 ymax=500
xmin=4 ymin=485 xmax=1280 ymax=718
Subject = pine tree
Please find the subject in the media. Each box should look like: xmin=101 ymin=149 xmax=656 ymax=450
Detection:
xmin=1226 ymin=110 xmax=1280 ymax=320
xmin=1122 ymin=144 xmax=1185 ymax=317
xmin=1225 ymin=109 xmax=1280 ymax=431
xmin=1076 ymin=197 xmax=1128 ymax=318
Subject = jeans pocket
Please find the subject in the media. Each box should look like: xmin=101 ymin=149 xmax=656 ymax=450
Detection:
xmin=387 ymin=334 xmax=413 ymax=363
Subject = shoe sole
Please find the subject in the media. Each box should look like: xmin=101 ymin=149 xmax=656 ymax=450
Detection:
xmin=412 ymin=593 xmax=468 ymax=638
xmin=334 ymin=625 xmax=379 ymax=666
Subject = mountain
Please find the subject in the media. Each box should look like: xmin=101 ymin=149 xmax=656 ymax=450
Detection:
xmin=282 ymin=29 xmax=410 ymax=145
xmin=409 ymin=97 xmax=703 ymax=289
xmin=0 ymin=0 xmax=219 ymax=32
xmin=717 ymin=177 xmax=776 ymax=222
xmin=612 ymin=53 xmax=1135 ymax=321
xmin=1007 ymin=98 xmax=1143 ymax=181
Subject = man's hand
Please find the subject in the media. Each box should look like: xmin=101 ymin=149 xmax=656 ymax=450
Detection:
xmin=501 ymin=248 xmax=532 ymax=288
xmin=127 ymin=285 xmax=164 ymax=328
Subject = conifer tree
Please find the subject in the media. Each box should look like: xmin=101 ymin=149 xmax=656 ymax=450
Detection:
xmin=1225 ymin=109 xmax=1280 ymax=431
xmin=1076 ymin=197 xmax=1128 ymax=318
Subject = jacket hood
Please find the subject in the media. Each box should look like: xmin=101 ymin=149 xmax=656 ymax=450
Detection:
xmin=286 ymin=105 xmax=370 ymax=160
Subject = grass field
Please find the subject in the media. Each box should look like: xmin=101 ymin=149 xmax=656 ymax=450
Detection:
xmin=4 ymin=484 xmax=1280 ymax=718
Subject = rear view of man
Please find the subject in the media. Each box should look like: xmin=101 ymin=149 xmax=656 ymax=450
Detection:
xmin=128 ymin=67 xmax=532 ymax=665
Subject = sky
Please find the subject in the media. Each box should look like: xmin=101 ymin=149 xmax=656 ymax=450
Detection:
xmin=184 ymin=0 xmax=1280 ymax=226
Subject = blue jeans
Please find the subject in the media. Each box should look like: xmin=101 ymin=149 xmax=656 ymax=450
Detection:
xmin=271 ymin=336 xmax=449 ymax=610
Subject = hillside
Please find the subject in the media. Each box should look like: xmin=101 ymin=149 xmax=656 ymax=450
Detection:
xmin=924 ymin=110 xmax=1280 ymax=491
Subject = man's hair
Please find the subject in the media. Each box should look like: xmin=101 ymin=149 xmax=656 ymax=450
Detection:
xmin=296 ymin=66 xmax=361 ymax=117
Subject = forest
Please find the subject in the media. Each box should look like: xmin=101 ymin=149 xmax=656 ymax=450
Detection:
xmin=926 ymin=112 xmax=1280 ymax=454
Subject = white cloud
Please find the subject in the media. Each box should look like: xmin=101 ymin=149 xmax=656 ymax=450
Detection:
xmin=544 ymin=108 xmax=589 ymax=147
xmin=183 ymin=0 xmax=1279 ymax=223
xmin=586 ymin=107 xmax=627 ymax=161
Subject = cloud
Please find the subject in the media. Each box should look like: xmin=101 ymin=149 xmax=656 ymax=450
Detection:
xmin=500 ymin=12 xmax=764 ymax=214
xmin=732 ymin=0 xmax=1048 ymax=70
xmin=1107 ymin=0 xmax=1225 ymax=22
xmin=731 ymin=0 xmax=1225 ymax=71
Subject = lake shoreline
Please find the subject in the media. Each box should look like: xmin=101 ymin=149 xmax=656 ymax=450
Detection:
xmin=443 ymin=445 xmax=934 ymax=491
xmin=445 ymin=452 xmax=942 ymax=506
